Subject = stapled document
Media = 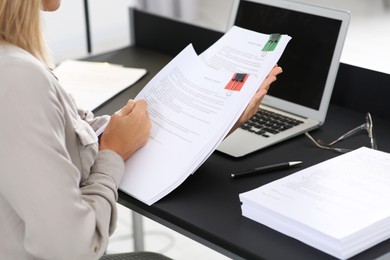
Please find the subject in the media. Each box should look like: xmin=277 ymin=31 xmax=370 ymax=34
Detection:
xmin=119 ymin=26 xmax=291 ymax=205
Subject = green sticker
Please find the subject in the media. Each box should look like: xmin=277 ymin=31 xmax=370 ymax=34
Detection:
xmin=262 ymin=34 xmax=281 ymax=52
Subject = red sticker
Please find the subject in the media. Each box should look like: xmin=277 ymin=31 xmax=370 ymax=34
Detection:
xmin=224 ymin=73 xmax=248 ymax=92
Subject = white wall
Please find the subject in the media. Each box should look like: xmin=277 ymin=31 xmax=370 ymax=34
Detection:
xmin=42 ymin=0 xmax=137 ymax=64
xmin=42 ymin=0 xmax=235 ymax=63
xmin=294 ymin=0 xmax=390 ymax=75
xmin=42 ymin=0 xmax=87 ymax=63
xmin=140 ymin=0 xmax=234 ymax=31
xmin=88 ymin=0 xmax=137 ymax=55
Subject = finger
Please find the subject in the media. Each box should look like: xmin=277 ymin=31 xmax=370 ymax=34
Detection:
xmin=130 ymin=100 xmax=150 ymax=120
xmin=251 ymin=88 xmax=267 ymax=109
xmin=273 ymin=65 xmax=283 ymax=75
xmin=132 ymin=99 xmax=148 ymax=113
xmin=245 ymin=88 xmax=268 ymax=119
xmin=260 ymin=75 xmax=277 ymax=92
xmin=246 ymin=89 xmax=265 ymax=113
xmin=115 ymin=99 xmax=136 ymax=117
xmin=260 ymin=66 xmax=283 ymax=91
xmin=270 ymin=66 xmax=283 ymax=77
xmin=267 ymin=66 xmax=282 ymax=77
xmin=256 ymin=88 xmax=268 ymax=101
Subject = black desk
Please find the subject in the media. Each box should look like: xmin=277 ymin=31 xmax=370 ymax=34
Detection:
xmin=89 ymin=46 xmax=390 ymax=260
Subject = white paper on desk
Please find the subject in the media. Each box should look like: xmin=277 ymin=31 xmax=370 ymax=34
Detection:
xmin=240 ymin=147 xmax=390 ymax=259
xmin=119 ymin=44 xmax=262 ymax=205
xmin=54 ymin=60 xmax=147 ymax=111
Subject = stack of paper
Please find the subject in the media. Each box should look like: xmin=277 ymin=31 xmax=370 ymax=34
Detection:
xmin=118 ymin=26 xmax=291 ymax=205
xmin=240 ymin=147 xmax=390 ymax=259
xmin=54 ymin=60 xmax=147 ymax=111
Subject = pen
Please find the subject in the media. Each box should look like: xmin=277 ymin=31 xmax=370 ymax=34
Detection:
xmin=230 ymin=161 xmax=302 ymax=179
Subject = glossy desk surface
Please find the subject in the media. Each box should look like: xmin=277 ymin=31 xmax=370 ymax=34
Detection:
xmin=89 ymin=46 xmax=390 ymax=260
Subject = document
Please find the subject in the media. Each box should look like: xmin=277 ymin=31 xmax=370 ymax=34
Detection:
xmin=119 ymin=26 xmax=291 ymax=205
xmin=240 ymin=147 xmax=390 ymax=259
xmin=200 ymin=26 xmax=288 ymax=80
xmin=54 ymin=60 xmax=147 ymax=111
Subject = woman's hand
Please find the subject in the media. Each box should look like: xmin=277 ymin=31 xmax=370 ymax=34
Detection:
xmin=227 ymin=66 xmax=283 ymax=136
xmin=99 ymin=99 xmax=151 ymax=160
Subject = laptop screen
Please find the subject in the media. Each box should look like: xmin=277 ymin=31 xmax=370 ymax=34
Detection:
xmin=234 ymin=0 xmax=341 ymax=110
xmin=231 ymin=0 xmax=349 ymax=117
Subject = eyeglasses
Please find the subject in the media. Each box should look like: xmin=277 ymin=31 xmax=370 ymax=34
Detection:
xmin=305 ymin=112 xmax=377 ymax=153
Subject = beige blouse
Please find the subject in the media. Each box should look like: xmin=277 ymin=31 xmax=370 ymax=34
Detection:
xmin=0 ymin=44 xmax=124 ymax=260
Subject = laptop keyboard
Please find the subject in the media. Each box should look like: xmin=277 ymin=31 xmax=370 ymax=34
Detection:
xmin=240 ymin=109 xmax=304 ymax=138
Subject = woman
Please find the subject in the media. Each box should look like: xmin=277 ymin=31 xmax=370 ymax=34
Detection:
xmin=0 ymin=0 xmax=282 ymax=259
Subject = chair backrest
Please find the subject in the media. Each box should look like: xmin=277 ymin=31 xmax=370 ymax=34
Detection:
xmin=332 ymin=63 xmax=390 ymax=119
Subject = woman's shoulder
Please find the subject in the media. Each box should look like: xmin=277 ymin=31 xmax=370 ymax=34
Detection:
xmin=0 ymin=44 xmax=60 ymax=98
xmin=0 ymin=44 xmax=51 ymax=80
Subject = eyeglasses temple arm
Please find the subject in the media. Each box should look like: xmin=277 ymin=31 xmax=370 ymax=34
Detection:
xmin=305 ymin=132 xmax=350 ymax=153
xmin=326 ymin=124 xmax=366 ymax=146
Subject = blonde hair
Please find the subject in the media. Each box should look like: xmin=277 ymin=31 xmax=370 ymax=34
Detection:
xmin=0 ymin=0 xmax=51 ymax=65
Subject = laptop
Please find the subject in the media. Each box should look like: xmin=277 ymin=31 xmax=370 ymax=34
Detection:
xmin=217 ymin=0 xmax=350 ymax=157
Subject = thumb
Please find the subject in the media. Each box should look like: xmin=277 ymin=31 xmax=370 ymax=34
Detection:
xmin=115 ymin=99 xmax=136 ymax=117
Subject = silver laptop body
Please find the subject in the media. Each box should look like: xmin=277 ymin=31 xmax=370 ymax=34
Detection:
xmin=217 ymin=0 xmax=350 ymax=157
